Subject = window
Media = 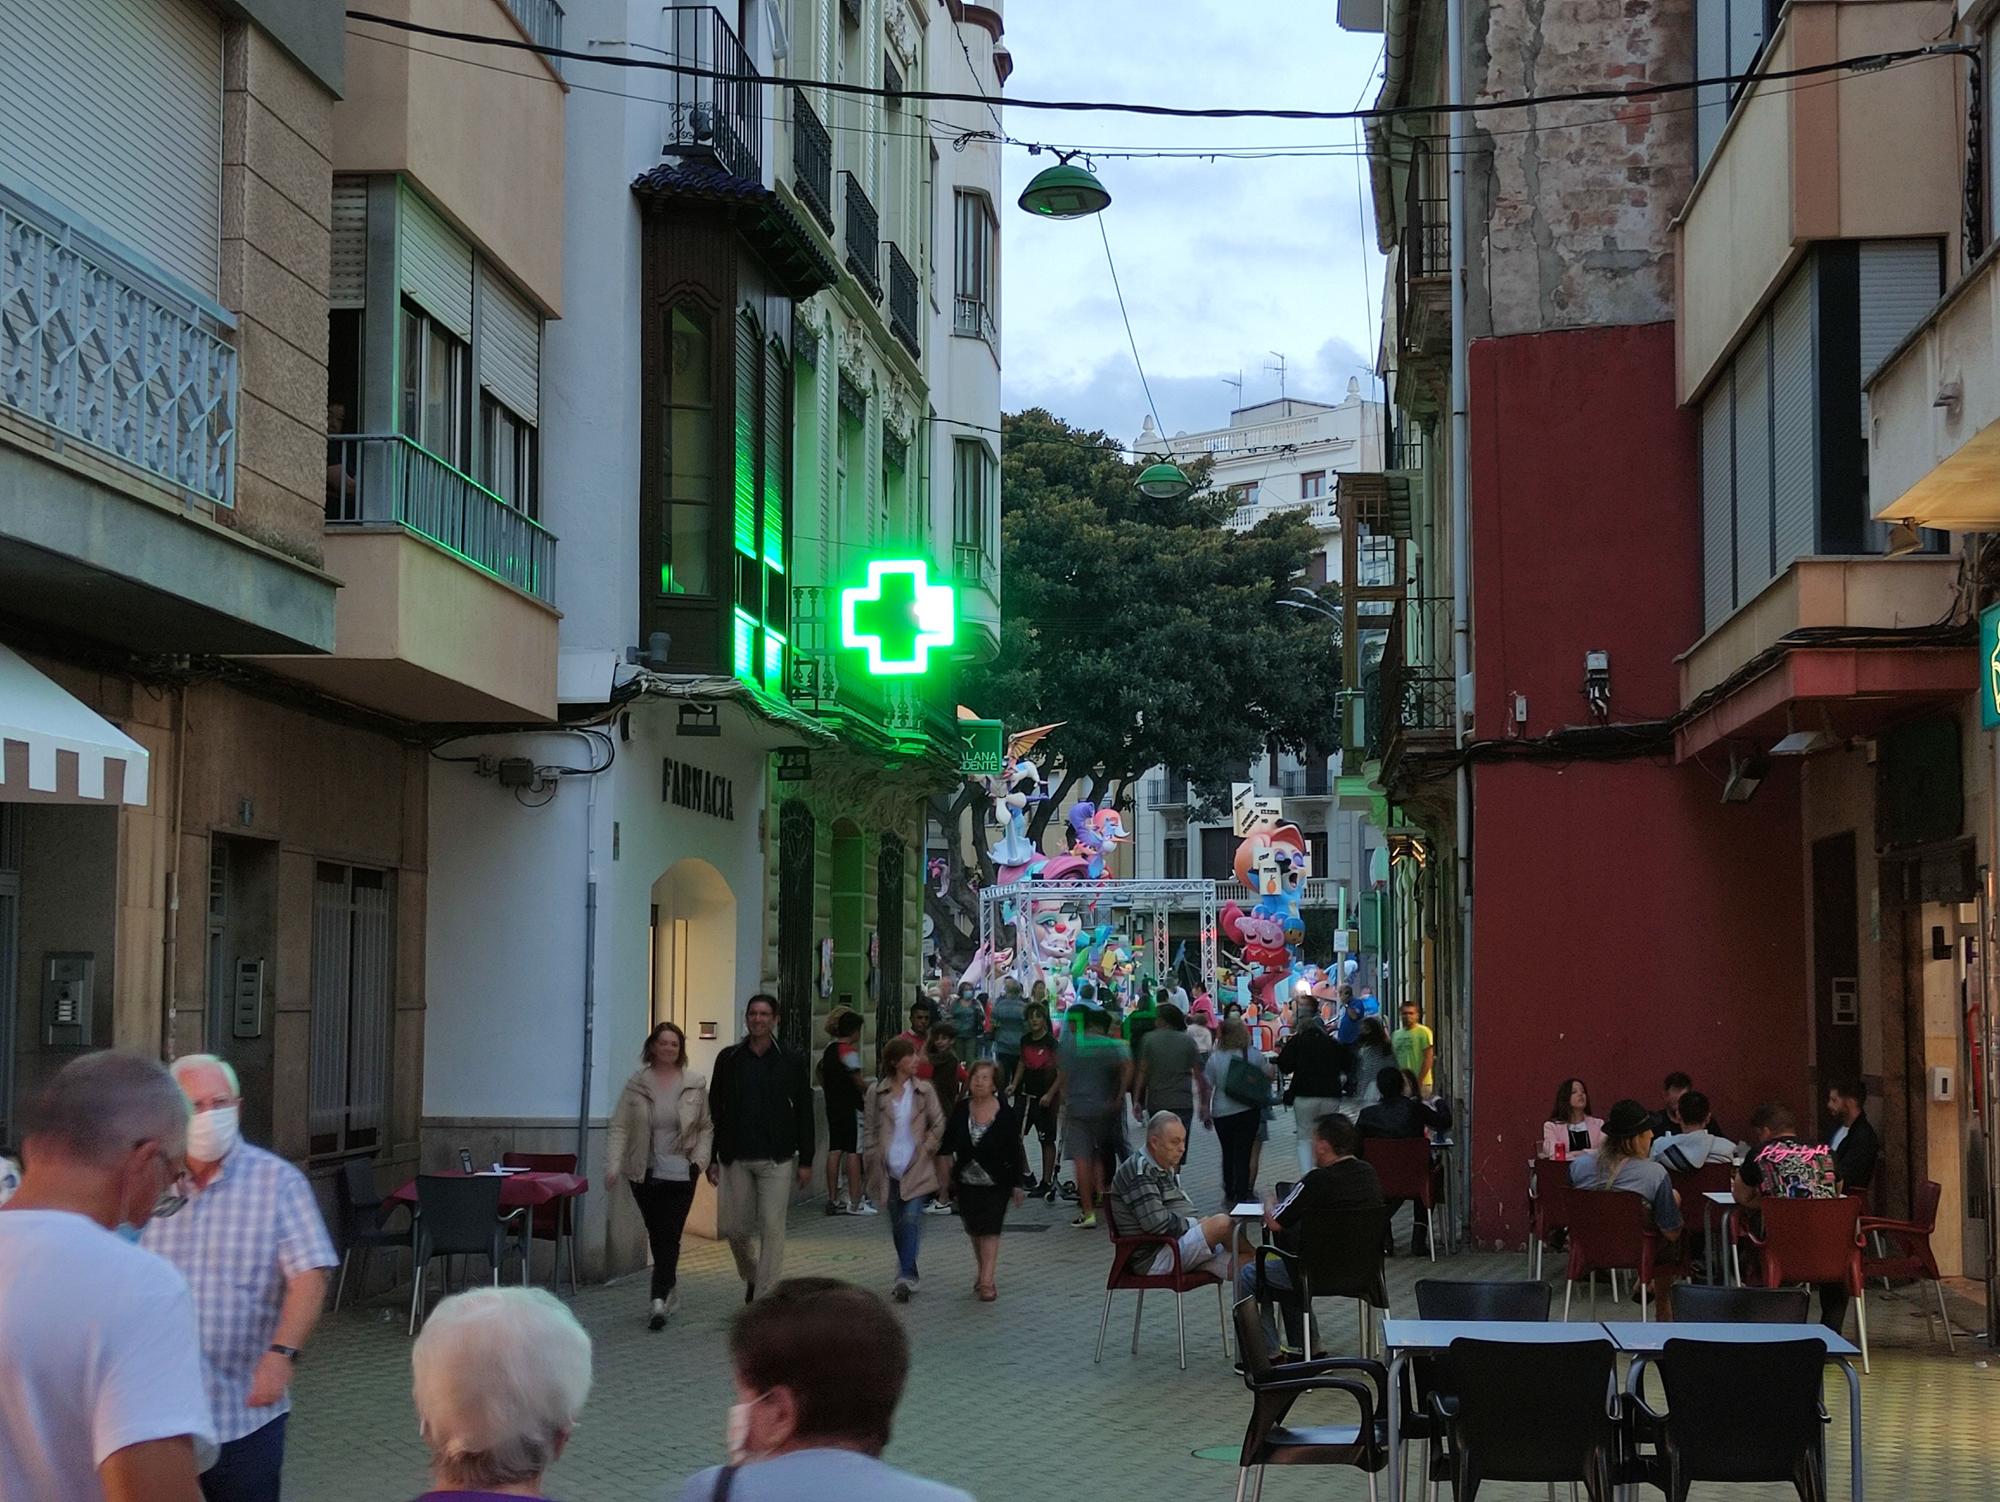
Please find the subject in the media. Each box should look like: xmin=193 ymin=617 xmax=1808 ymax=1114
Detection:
xmin=660 ymin=306 xmax=715 ymax=596
xmin=1306 ymin=828 xmax=1330 ymax=877
xmin=309 ymin=864 xmax=393 ymax=1158
xmin=953 ymin=190 xmax=997 ymax=342
xmin=399 ymin=301 xmax=468 ymax=465
xmin=1694 ymin=0 xmax=1782 ymax=169
xmin=953 ymin=437 xmax=993 ymax=552
xmin=1199 ymin=827 xmax=1237 ymax=882
xmin=1163 ymin=835 xmax=1188 ymax=879
xmin=482 ymin=396 xmax=538 ymax=518
xmin=1300 ymin=471 xmax=1327 ymax=500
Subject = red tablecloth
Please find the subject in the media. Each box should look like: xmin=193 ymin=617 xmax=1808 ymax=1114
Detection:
xmin=387 ymin=1170 xmax=587 ymax=1208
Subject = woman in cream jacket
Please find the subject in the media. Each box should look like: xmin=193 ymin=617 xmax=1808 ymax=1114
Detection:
xmin=606 ymin=1020 xmax=714 ymax=1328
xmin=863 ymin=1035 xmax=946 ymax=1303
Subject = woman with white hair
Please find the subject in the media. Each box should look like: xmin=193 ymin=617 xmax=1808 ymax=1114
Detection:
xmin=409 ymin=1286 xmax=592 ymax=1501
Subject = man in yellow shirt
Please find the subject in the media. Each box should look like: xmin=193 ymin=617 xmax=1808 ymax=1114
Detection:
xmin=1392 ymin=1003 xmax=1435 ymax=1092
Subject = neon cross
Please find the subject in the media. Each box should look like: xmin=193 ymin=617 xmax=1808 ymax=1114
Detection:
xmin=839 ymin=559 xmax=956 ymax=675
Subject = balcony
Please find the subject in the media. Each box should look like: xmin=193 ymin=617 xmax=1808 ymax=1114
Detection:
xmin=1217 ymin=877 xmax=1341 ymax=908
xmin=786 ymin=583 xmax=958 ymax=762
xmin=951 ymin=542 xmax=999 ymax=596
xmin=842 ymin=172 xmax=881 ymax=302
xmin=1675 ymin=0 xmax=1960 ymax=402
xmin=1395 ymin=193 xmax=1450 ymax=365
xmin=1366 ymin=594 xmax=1454 ymax=766
xmin=664 ymin=5 xmax=759 ymax=184
xmin=250 ymin=435 xmax=560 ymax=720
xmin=954 ymin=293 xmax=997 ymax=346
xmin=1868 ymin=243 xmax=2000 ymax=530
xmin=1146 ymin=775 xmax=1190 ymax=809
xmin=1278 ymin=767 xmax=1334 ymax=798
xmin=500 ymin=0 xmax=563 ymax=64
xmin=791 ymin=89 xmax=834 ymax=233
xmin=888 ymin=243 xmax=921 ymax=358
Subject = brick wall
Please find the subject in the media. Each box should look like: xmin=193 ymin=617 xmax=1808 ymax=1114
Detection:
xmin=219 ymin=22 xmax=333 ymax=568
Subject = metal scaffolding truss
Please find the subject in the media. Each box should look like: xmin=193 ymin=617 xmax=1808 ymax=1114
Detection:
xmin=978 ymin=878 xmax=1220 ymax=997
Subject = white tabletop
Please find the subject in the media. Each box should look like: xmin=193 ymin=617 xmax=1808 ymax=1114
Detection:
xmin=1702 ymin=1190 xmax=1736 ymax=1205
xmin=1598 ymin=1320 xmax=1859 ymax=1357
xmin=1382 ymin=1318 xmax=1614 ymax=1352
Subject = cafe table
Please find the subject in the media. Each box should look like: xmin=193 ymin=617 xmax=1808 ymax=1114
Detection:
xmin=1600 ymin=1320 xmax=1863 ymax=1502
xmin=387 ymin=1169 xmax=588 ymax=1287
xmin=1699 ymin=1190 xmax=1738 ymax=1284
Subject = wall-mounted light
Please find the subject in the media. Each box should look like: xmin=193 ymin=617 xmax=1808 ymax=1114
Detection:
xmin=1721 ymin=750 xmax=1768 ymax=803
xmin=776 ymin=748 xmax=812 ymax=782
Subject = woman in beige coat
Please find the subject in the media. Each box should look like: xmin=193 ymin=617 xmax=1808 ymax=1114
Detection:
xmin=863 ymin=1035 xmax=945 ymax=1303
xmin=606 ymin=1020 xmax=714 ymax=1329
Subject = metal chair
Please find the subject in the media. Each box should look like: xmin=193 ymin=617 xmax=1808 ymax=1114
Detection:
xmin=1252 ymin=1201 xmax=1392 ymax=1358
xmin=1861 ymin=1178 xmax=1954 ymax=1352
xmin=1229 ymin=1297 xmax=1388 ymax=1502
xmin=1626 ymin=1337 xmax=1830 ymax=1501
xmin=1093 ymin=1198 xmax=1229 ymax=1371
xmin=1563 ymin=1188 xmax=1661 ymax=1320
xmin=1439 ymin=1337 xmax=1620 ymax=1502
xmin=1360 ymin=1135 xmax=1438 ymax=1260
xmin=1741 ymin=1195 xmax=1870 ymax=1373
xmin=1669 ymin=1284 xmax=1811 ymax=1323
xmin=1408 ymin=1281 xmax=1551 ymax=1501
xmin=408 ymin=1174 xmax=513 ymax=1334
xmin=1666 ymin=1160 xmax=1735 ymax=1276
xmin=331 ymin=1157 xmax=410 ymax=1310
xmin=501 ymin=1151 xmax=579 ymax=1296
xmin=1528 ymin=1156 xmax=1576 ymax=1279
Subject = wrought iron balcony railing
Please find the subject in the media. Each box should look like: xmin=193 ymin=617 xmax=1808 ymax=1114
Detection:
xmin=786 ymin=582 xmax=956 ymax=756
xmin=888 ymin=243 xmax=920 ymax=357
xmin=1279 ymin=766 xmax=1334 ymax=797
xmin=954 ymin=294 xmax=996 ymax=346
xmin=951 ymin=542 xmax=998 ymax=594
xmin=841 ymin=172 xmax=880 ymax=301
xmin=664 ymin=5 xmax=759 ymax=183
xmin=327 ymin=434 xmax=557 ymax=602
xmin=791 ymin=88 xmax=834 ymax=232
xmin=0 ymin=180 xmax=237 ymax=506
xmin=501 ymin=0 xmax=563 ymax=67
xmin=1145 ymin=775 xmax=1191 ymax=809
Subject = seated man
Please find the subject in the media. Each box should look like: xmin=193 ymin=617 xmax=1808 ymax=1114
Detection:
xmin=1569 ymin=1098 xmax=1682 ymax=1316
xmin=1734 ymin=1100 xmax=1847 ymax=1333
xmin=1234 ymin=1112 xmax=1383 ymax=1355
xmin=1105 ymin=1112 xmax=1236 ymax=1279
xmin=1825 ymin=1078 xmax=1879 ymax=1195
xmin=1357 ymin=1066 xmax=1448 ymax=1255
xmin=1649 ymin=1088 xmax=1738 ymax=1169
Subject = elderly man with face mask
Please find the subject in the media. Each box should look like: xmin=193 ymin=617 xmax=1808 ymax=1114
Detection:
xmin=142 ymin=1055 xmax=336 ymax=1502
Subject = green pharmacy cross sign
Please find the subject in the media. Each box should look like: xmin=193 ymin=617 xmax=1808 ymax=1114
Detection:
xmin=839 ymin=559 xmax=957 ymax=676
xmin=1983 ymin=601 xmax=2000 ymax=730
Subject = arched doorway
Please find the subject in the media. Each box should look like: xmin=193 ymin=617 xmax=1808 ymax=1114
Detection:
xmin=650 ymin=859 xmax=735 ymax=1063
xmin=829 ymin=821 xmax=867 ymax=1018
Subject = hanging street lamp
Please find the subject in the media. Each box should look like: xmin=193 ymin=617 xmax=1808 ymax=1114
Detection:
xmin=1134 ymin=461 xmax=1192 ymax=501
xmin=1017 ymin=156 xmax=1112 ymax=220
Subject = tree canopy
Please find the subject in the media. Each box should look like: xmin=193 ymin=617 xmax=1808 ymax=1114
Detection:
xmin=957 ymin=407 xmax=1346 ymax=820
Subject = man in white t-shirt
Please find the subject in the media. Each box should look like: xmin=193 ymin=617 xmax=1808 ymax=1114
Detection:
xmin=0 ymin=1050 xmax=215 ymax=1502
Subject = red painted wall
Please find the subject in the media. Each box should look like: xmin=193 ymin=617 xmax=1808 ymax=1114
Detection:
xmin=1464 ymin=324 xmax=1811 ymax=1244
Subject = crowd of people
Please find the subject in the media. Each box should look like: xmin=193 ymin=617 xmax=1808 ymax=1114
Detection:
xmin=1542 ymin=1069 xmax=1883 ymax=1327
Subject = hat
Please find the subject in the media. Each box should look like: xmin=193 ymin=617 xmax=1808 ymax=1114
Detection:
xmin=1604 ymin=1098 xmax=1651 ymax=1138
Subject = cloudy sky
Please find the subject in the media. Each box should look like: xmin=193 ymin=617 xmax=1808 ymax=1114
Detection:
xmin=995 ymin=2 xmax=1390 ymax=445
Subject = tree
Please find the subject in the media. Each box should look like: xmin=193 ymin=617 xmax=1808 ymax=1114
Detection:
xmin=957 ymin=407 xmax=1346 ymax=843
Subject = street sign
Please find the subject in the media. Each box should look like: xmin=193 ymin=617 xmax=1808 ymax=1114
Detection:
xmin=959 ymin=718 xmax=1005 ymax=778
xmin=839 ymin=559 xmax=956 ymax=676
xmin=1983 ymin=601 xmax=2000 ymax=729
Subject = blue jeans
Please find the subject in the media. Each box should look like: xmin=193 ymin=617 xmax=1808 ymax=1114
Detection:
xmin=888 ymin=1176 xmax=926 ymax=1281
xmin=202 ymin=1413 xmax=287 ymax=1502
xmin=1234 ymin=1260 xmax=1305 ymax=1353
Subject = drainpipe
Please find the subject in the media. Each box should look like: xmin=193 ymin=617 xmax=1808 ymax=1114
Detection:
xmin=159 ymin=682 xmax=189 ymax=1060
xmin=576 ymin=772 xmax=599 ymax=1182
xmin=1446 ymin=0 xmax=1475 ymax=1246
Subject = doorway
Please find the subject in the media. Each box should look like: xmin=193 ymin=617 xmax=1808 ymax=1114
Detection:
xmin=830 ymin=822 xmax=866 ymax=1015
xmin=204 ymin=835 xmax=279 ymax=1146
xmin=650 ymin=859 xmax=736 ymax=1066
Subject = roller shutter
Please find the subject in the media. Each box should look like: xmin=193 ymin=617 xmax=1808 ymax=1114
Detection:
xmin=0 ymin=0 xmax=224 ymax=294
xmin=1858 ymin=239 xmax=1942 ymax=384
xmin=1700 ymin=382 xmax=1735 ymax=632
xmin=476 ymin=263 xmax=540 ymax=424
xmin=330 ymin=177 xmax=368 ymax=310
xmin=1769 ymin=266 xmax=1817 ymax=569
xmin=1732 ymin=318 xmax=1772 ymax=606
xmin=399 ymin=185 xmax=473 ymax=339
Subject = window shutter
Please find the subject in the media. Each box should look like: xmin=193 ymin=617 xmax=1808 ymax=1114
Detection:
xmin=1731 ymin=319 xmax=1772 ymax=606
xmin=1769 ymin=266 xmax=1816 ymax=569
xmin=477 ymin=263 xmax=540 ymax=425
xmin=1701 ymin=380 xmax=1735 ymax=632
xmin=763 ymin=341 xmax=788 ymax=571
xmin=1858 ymin=239 xmax=1942 ymax=382
xmin=735 ymin=310 xmax=760 ymax=559
xmin=399 ymin=186 xmax=473 ymax=339
xmin=330 ymin=178 xmax=368 ymax=310
xmin=0 ymin=0 xmax=224 ymax=294
xmin=818 ymin=359 xmax=835 ymax=580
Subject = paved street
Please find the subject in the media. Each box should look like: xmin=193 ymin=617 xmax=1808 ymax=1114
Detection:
xmin=288 ymin=1117 xmax=2000 ymax=1501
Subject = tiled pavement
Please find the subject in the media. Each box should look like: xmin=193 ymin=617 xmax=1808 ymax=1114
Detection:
xmin=287 ymin=1116 xmax=2000 ymax=1501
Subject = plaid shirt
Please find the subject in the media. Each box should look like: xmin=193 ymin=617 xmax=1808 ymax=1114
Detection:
xmin=1107 ymin=1149 xmax=1197 ymax=1273
xmin=141 ymin=1143 xmax=337 ymax=1441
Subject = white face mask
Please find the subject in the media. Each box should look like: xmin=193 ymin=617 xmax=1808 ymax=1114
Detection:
xmin=725 ymin=1391 xmax=771 ymax=1466
xmin=186 ymin=1104 xmax=241 ymax=1164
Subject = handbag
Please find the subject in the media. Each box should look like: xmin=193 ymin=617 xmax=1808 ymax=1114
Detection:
xmin=1222 ymin=1053 xmax=1273 ymax=1109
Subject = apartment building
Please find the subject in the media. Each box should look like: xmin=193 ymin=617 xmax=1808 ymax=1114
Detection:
xmin=0 ymin=0 xmax=463 ymax=1189
xmin=414 ymin=0 xmax=1005 ymax=1275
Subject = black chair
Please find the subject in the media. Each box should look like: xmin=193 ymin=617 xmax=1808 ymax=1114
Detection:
xmin=1627 ymin=1338 xmax=1829 ymax=1501
xmin=1407 ymin=1281 xmax=1552 ymax=1500
xmin=408 ymin=1174 xmax=512 ymax=1334
xmin=1253 ymin=1201 xmax=1391 ymax=1358
xmin=1670 ymin=1284 xmax=1811 ymax=1324
xmin=1230 ymin=1297 xmax=1388 ymax=1502
xmin=501 ymin=1150 xmax=579 ymax=1296
xmin=1438 ymin=1337 xmax=1620 ymax=1502
xmin=332 ymin=1157 xmax=410 ymax=1310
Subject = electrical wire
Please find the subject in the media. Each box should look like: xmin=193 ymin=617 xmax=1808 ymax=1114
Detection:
xmin=932 ymin=0 xmax=1004 ymax=136
xmin=345 ymin=12 xmax=1974 ymax=126
xmin=1095 ymin=216 xmax=1168 ymax=439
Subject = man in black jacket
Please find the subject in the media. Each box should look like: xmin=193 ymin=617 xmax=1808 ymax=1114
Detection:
xmin=1825 ymin=1078 xmax=1880 ymax=1194
xmin=1233 ymin=1112 xmax=1383 ymax=1356
xmin=707 ymin=994 xmax=816 ymax=1301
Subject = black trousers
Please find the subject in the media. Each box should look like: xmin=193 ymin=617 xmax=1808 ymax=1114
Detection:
xmin=630 ymin=1174 xmax=698 ymax=1300
xmin=200 ymin=1414 xmax=286 ymax=1502
xmin=1213 ymin=1110 xmax=1260 ymax=1207
xmin=1818 ymin=1282 xmax=1850 ymax=1336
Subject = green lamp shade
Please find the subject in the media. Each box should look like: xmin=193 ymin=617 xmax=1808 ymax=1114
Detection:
xmin=1135 ymin=461 xmax=1192 ymax=500
xmin=1018 ymin=161 xmax=1112 ymax=219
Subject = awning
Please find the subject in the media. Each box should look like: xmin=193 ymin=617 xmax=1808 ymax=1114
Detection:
xmin=0 ymin=644 xmax=150 ymax=805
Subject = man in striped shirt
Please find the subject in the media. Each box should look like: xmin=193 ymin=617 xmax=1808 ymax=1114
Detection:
xmin=142 ymin=1056 xmax=337 ymax=1502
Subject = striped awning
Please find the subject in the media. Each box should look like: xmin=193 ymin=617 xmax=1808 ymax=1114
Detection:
xmin=0 ymin=643 xmax=150 ymax=805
